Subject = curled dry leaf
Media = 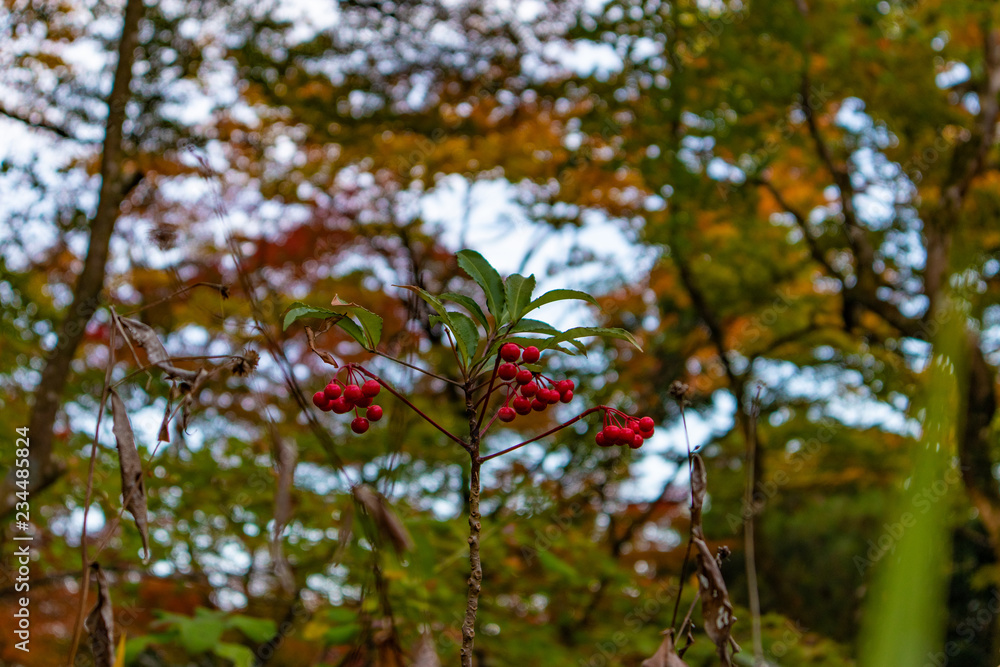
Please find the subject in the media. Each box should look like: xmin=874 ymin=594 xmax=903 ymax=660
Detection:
xmin=110 ymin=389 xmax=150 ymax=561
xmin=641 ymin=630 xmax=689 ymax=667
xmin=85 ymin=563 xmax=115 ymax=667
xmin=305 ymin=325 xmax=340 ymax=368
xmin=694 ymin=533 xmax=739 ymax=665
xmin=117 ymin=316 xmax=199 ymax=381
xmin=352 ymin=484 xmax=414 ymax=555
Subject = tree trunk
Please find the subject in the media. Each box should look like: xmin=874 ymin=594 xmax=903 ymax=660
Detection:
xmin=0 ymin=0 xmax=145 ymax=517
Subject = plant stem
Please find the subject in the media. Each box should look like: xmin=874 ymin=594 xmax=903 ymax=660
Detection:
xmin=479 ymin=407 xmax=602 ymax=462
xmin=461 ymin=386 xmax=483 ymax=667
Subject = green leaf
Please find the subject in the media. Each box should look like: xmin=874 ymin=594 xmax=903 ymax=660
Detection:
xmin=124 ymin=635 xmax=166 ymax=664
xmin=504 ymin=273 xmax=536 ymax=322
xmin=229 ymin=614 xmax=276 ymax=642
xmin=281 ymin=298 xmax=383 ymax=351
xmin=522 ymin=289 xmax=600 ymax=319
xmin=214 ymin=642 xmax=255 ymax=667
xmin=442 ymin=292 xmax=489 ymax=328
xmin=282 ymin=303 xmax=333 ymax=331
xmin=325 ymin=623 xmax=361 ymax=645
xmin=510 ymin=319 xmax=586 ymax=354
xmin=547 ymin=326 xmax=642 ymax=351
xmin=456 ymin=249 xmax=505 ymax=323
xmin=448 ymin=311 xmax=481 ymax=364
xmin=179 ymin=614 xmax=224 ymax=654
xmin=536 ymin=549 xmax=579 ymax=580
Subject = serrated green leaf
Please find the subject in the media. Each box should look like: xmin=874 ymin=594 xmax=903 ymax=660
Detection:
xmin=548 ymin=326 xmax=642 ymax=351
xmin=229 ymin=615 xmax=276 ymax=642
xmin=510 ymin=319 xmax=586 ymax=354
xmin=504 ymin=273 xmax=536 ymax=322
xmin=442 ymin=292 xmax=489 ymax=328
xmin=522 ymin=289 xmax=600 ymax=319
xmin=214 ymin=642 xmax=255 ymax=667
xmin=457 ymin=249 xmax=505 ymax=323
xmin=329 ymin=296 xmax=383 ymax=349
xmin=448 ymin=311 xmax=481 ymax=364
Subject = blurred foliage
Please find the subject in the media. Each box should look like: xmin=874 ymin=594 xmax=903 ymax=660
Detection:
xmin=2 ymin=0 xmax=1000 ymax=665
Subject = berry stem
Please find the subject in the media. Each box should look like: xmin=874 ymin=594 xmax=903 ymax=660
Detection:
xmin=350 ymin=365 xmax=469 ymax=450
xmin=479 ymin=406 xmax=605 ymax=462
xmin=373 ymin=350 xmax=463 ymax=386
xmin=475 ymin=353 xmax=503 ymax=432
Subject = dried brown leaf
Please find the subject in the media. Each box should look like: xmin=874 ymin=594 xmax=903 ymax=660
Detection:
xmin=118 ymin=317 xmax=198 ymax=381
xmin=694 ymin=535 xmax=739 ymax=666
xmin=110 ymin=389 xmax=150 ymax=561
xmin=641 ymin=630 xmax=689 ymax=667
xmin=305 ymin=325 xmax=340 ymax=368
xmin=353 ymin=484 xmax=414 ymax=554
xmin=85 ymin=563 xmax=115 ymax=667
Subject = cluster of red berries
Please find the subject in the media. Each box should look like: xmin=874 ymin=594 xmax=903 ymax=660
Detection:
xmin=312 ymin=371 xmax=384 ymax=434
xmin=596 ymin=412 xmax=655 ymax=449
xmin=494 ymin=343 xmax=575 ymax=423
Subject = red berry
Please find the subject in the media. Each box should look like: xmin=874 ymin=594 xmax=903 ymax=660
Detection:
xmin=498 ymin=363 xmax=518 ymax=381
xmin=630 ymin=434 xmax=644 ymax=449
xmin=355 ymin=396 xmax=374 ymax=408
xmin=362 ymin=380 xmax=381 ymax=397
xmin=544 ymin=389 xmax=561 ymax=404
xmin=513 ymin=396 xmax=532 ymax=415
xmin=564 ymin=379 xmax=576 ymax=392
xmin=500 ymin=343 xmax=521 ymax=362
xmin=639 ymin=416 xmax=655 ymax=432
xmin=619 ymin=428 xmax=635 ymax=445
xmin=639 ymin=427 xmax=654 ymax=439
xmin=531 ymin=399 xmax=547 ymax=412
xmin=555 ymin=380 xmax=573 ymax=394
xmin=330 ymin=397 xmax=352 ymax=414
xmin=521 ymin=382 xmax=538 ymax=397
xmin=604 ymin=425 xmax=621 ymax=442
xmin=595 ymin=431 xmax=608 ymax=447
xmin=324 ymin=383 xmax=342 ymax=400
xmin=522 ymin=346 xmax=540 ymax=363
xmin=515 ymin=369 xmax=533 ymax=385
xmin=498 ymin=407 xmax=516 ymax=422
xmin=313 ymin=391 xmax=327 ymax=409
xmin=366 ymin=405 xmax=383 ymax=422
xmin=560 ymin=390 xmax=574 ymax=403
xmin=344 ymin=384 xmax=363 ymax=404
xmin=351 ymin=417 xmax=370 ymax=434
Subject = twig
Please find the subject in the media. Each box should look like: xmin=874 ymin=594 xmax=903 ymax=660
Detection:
xmin=479 ymin=407 xmax=603 ymax=462
xmin=744 ymin=386 xmax=765 ymax=665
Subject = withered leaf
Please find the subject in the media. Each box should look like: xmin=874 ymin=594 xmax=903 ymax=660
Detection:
xmin=694 ymin=534 xmax=739 ymax=666
xmin=118 ymin=316 xmax=199 ymax=381
xmin=305 ymin=325 xmax=340 ymax=368
xmin=352 ymin=484 xmax=413 ymax=554
xmin=85 ymin=563 xmax=115 ymax=667
xmin=641 ymin=630 xmax=689 ymax=667
xmin=110 ymin=389 xmax=150 ymax=561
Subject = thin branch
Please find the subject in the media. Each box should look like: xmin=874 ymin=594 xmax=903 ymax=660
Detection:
xmin=0 ymin=104 xmax=82 ymax=141
xmin=744 ymin=387 xmax=765 ymax=665
xmin=351 ymin=365 xmax=470 ymax=450
xmin=121 ymin=282 xmax=229 ymax=316
xmin=479 ymin=406 xmax=603 ymax=462
xmin=374 ymin=350 xmax=462 ymax=386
